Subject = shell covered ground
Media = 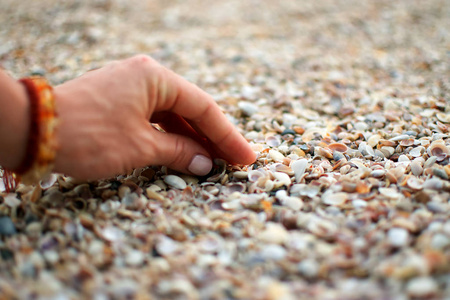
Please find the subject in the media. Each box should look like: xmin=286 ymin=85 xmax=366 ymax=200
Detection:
xmin=0 ymin=0 xmax=449 ymax=299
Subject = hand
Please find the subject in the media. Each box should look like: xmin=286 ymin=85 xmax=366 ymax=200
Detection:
xmin=52 ymin=55 xmax=255 ymax=180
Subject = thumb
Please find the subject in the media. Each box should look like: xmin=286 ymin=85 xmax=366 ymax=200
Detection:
xmin=145 ymin=129 xmax=213 ymax=176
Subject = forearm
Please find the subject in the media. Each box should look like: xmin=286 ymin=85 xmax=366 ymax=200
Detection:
xmin=0 ymin=69 xmax=29 ymax=170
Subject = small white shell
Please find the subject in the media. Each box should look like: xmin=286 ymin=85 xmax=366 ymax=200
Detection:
xmin=265 ymin=135 xmax=281 ymax=148
xmin=164 ymin=175 xmax=187 ymax=190
xmin=436 ymin=112 xmax=450 ymax=123
xmin=40 ymin=173 xmax=57 ymax=190
xmin=248 ymin=170 xmax=265 ymax=182
xmin=367 ymin=134 xmax=381 ymax=148
xmin=321 ymin=191 xmax=348 ymax=206
xmin=370 ymin=169 xmax=386 ymax=178
xmin=232 ymin=171 xmax=248 ymax=179
xmin=273 ymin=172 xmax=292 ymax=187
xmin=238 ymin=101 xmax=258 ymax=116
xmin=291 ymin=159 xmax=308 ymax=183
xmin=398 ymin=155 xmax=410 ymax=162
xmin=409 ymin=146 xmax=424 ymax=157
xmin=406 ymin=177 xmax=424 ymax=190
xmin=269 ymin=149 xmax=285 ymax=161
xmin=410 ymin=160 xmax=423 ymax=176
xmin=272 ymin=163 xmax=294 ymax=176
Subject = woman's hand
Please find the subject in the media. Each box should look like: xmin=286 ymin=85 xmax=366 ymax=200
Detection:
xmin=53 ymin=55 xmax=255 ymax=180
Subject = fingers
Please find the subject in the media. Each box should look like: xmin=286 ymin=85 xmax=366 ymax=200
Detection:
xmin=136 ymin=55 xmax=256 ymax=165
xmin=152 ymin=112 xmax=219 ymax=159
xmin=143 ymin=125 xmax=213 ymax=176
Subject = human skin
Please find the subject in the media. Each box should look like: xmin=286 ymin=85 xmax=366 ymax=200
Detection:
xmin=0 ymin=55 xmax=256 ymax=180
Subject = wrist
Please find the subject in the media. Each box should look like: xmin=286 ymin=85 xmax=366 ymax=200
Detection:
xmin=0 ymin=72 xmax=30 ymax=170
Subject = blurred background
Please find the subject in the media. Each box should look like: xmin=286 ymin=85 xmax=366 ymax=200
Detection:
xmin=0 ymin=0 xmax=448 ymax=93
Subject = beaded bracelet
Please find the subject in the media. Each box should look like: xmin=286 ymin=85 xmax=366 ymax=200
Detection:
xmin=2 ymin=77 xmax=58 ymax=192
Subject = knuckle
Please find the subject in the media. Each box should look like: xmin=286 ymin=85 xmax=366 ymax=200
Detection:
xmin=129 ymin=54 xmax=156 ymax=68
xmin=168 ymin=136 xmax=189 ymax=167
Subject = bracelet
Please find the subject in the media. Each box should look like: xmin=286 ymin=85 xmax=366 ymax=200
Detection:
xmin=2 ymin=77 xmax=58 ymax=192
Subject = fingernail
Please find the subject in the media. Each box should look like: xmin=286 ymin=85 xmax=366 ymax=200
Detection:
xmin=188 ymin=154 xmax=212 ymax=176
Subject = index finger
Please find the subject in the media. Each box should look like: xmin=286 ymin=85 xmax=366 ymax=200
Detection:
xmin=145 ymin=58 xmax=256 ymax=165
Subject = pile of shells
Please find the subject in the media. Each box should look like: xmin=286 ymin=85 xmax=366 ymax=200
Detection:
xmin=0 ymin=0 xmax=449 ymax=299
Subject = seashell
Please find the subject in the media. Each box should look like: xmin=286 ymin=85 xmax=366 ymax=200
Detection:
xmin=265 ymin=135 xmax=281 ymax=148
xmin=445 ymin=165 xmax=450 ymax=178
xmin=406 ymin=177 xmax=424 ymax=190
xmin=327 ymin=143 xmax=348 ymax=153
xmin=332 ymin=158 xmax=347 ymax=171
xmin=381 ymin=146 xmax=395 ymax=157
xmin=406 ymin=277 xmax=439 ymax=298
xmin=75 ymin=183 xmax=93 ymax=199
xmin=340 ymin=164 xmax=351 ymax=175
xmin=221 ymin=199 xmax=242 ymax=211
xmin=293 ymin=125 xmax=305 ymax=134
xmin=66 ymin=197 xmax=87 ymax=212
xmin=248 ymin=169 xmax=265 ymax=182
xmin=355 ymin=181 xmax=370 ymax=194
xmin=278 ymin=145 xmax=290 ymax=155
xmin=341 ymin=181 xmax=357 ymax=193
xmin=179 ymin=175 xmax=199 ymax=185
xmin=307 ymin=217 xmax=337 ymax=238
xmin=322 ymin=191 xmax=348 ymax=206
xmin=409 ymin=146 xmax=424 ymax=157
xmin=4 ymin=194 xmax=21 ymax=208
xmin=358 ymin=142 xmax=372 ymax=156
xmin=56 ymin=176 xmax=75 ymax=190
xmin=291 ymin=159 xmax=308 ymax=183
xmin=436 ymin=112 xmax=450 ymax=123
xmin=424 ymin=156 xmax=437 ymax=168
xmin=379 ymin=139 xmax=397 ymax=147
xmin=276 ymin=190 xmax=303 ymax=211
xmin=272 ymin=163 xmax=294 ymax=176
xmin=400 ymin=138 xmax=415 ymax=147
xmin=282 ymin=197 xmax=303 ymax=211
xmin=238 ymin=101 xmax=258 ymax=116
xmin=232 ymin=171 xmax=248 ymax=179
xmin=367 ymin=134 xmax=381 ymax=148
xmin=432 ymin=168 xmax=448 ymax=180
xmin=146 ymin=188 xmax=164 ymax=201
xmin=388 ymin=227 xmax=409 ymax=247
xmin=333 ymin=151 xmax=345 ymax=161
xmin=140 ymin=168 xmax=155 ymax=180
xmin=370 ymin=169 xmax=386 ymax=178
xmin=314 ymin=147 xmax=333 ymax=159
xmin=427 ymin=141 xmax=449 ymax=161
xmin=257 ymin=222 xmax=289 ymax=244
xmin=389 ymin=134 xmax=411 ymax=142
xmin=163 ymin=175 xmax=187 ymax=190
xmin=410 ymin=160 xmax=423 ymax=176
xmin=398 ymin=155 xmax=410 ymax=162
xmin=379 ymin=187 xmax=402 ymax=199
xmin=223 ymin=182 xmax=246 ymax=194
xmin=423 ymin=178 xmax=443 ymax=190
xmin=301 ymin=127 xmax=325 ymax=142
xmin=269 ymin=149 xmax=285 ymax=161
xmin=39 ymin=173 xmax=57 ymax=190
xmin=385 ymin=170 xmax=398 ymax=183
xmin=273 ymin=172 xmax=292 ymax=187
xmin=263 ymin=179 xmax=275 ymax=191
xmin=374 ymin=149 xmax=385 ymax=158
xmin=206 ymin=172 xmax=224 ymax=183
xmin=245 ymin=131 xmax=260 ymax=140
xmin=354 ymin=121 xmax=369 ymax=131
